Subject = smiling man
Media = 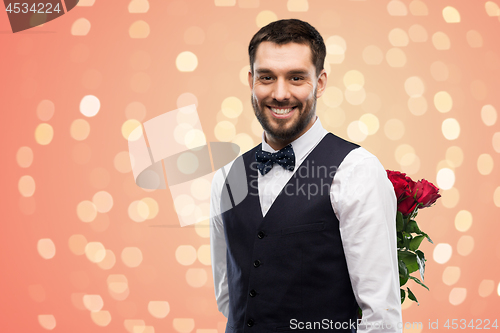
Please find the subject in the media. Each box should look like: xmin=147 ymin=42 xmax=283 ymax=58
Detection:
xmin=210 ymin=19 xmax=402 ymax=332
xmin=250 ymin=40 xmax=324 ymax=149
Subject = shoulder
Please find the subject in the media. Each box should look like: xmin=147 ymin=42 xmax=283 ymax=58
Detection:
xmin=345 ymin=146 xmax=380 ymax=164
xmin=333 ymin=146 xmax=395 ymax=206
xmin=336 ymin=145 xmax=388 ymax=184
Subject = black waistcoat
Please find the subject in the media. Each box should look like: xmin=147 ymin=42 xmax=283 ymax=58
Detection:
xmin=220 ymin=133 xmax=360 ymax=332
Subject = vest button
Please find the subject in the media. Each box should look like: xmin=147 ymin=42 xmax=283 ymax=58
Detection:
xmin=247 ymin=319 xmax=255 ymax=327
xmin=253 ymin=260 xmax=261 ymax=267
xmin=249 ymin=289 xmax=257 ymax=297
xmin=257 ymin=231 xmax=265 ymax=239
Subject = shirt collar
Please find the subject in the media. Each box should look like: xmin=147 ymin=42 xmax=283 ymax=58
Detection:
xmin=260 ymin=116 xmax=328 ymax=163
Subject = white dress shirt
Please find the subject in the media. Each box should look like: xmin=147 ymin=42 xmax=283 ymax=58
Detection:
xmin=210 ymin=117 xmax=402 ymax=332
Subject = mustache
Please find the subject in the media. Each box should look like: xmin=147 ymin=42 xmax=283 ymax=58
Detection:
xmin=261 ymin=100 xmax=303 ymax=108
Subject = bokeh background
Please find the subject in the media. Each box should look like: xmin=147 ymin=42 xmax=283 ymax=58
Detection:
xmin=1 ymin=0 xmax=500 ymax=332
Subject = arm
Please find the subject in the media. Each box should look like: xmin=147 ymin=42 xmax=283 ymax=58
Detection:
xmin=210 ymin=168 xmax=229 ymax=317
xmin=331 ymin=148 xmax=402 ymax=333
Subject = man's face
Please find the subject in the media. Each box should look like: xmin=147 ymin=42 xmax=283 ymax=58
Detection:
xmin=248 ymin=42 xmax=327 ymax=145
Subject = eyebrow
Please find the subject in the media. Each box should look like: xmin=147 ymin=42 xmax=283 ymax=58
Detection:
xmin=255 ymin=68 xmax=310 ymax=76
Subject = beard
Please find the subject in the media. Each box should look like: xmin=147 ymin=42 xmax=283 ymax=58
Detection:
xmin=251 ymin=87 xmax=317 ymax=142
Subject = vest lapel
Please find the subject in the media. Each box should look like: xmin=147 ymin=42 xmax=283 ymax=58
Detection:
xmin=256 ymin=133 xmax=331 ymax=229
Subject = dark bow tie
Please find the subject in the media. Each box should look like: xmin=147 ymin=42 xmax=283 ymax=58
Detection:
xmin=255 ymin=144 xmax=295 ymax=176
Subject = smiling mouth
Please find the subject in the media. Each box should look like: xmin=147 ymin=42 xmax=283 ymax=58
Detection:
xmin=269 ymin=106 xmax=296 ymax=115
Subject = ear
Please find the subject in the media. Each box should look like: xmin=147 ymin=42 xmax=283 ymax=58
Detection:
xmin=248 ymin=70 xmax=254 ymax=90
xmin=315 ymin=69 xmax=327 ymax=99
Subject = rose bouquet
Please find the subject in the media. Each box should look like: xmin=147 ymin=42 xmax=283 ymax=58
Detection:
xmin=386 ymin=170 xmax=441 ymax=305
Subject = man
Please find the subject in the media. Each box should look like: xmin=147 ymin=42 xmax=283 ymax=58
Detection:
xmin=210 ymin=19 xmax=402 ymax=332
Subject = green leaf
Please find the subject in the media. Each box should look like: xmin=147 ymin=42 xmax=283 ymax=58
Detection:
xmin=403 ymin=233 xmax=411 ymax=249
xmin=415 ymin=229 xmax=433 ymax=244
xmin=412 ymin=224 xmax=433 ymax=244
xmin=398 ymin=259 xmax=409 ymax=286
xmin=407 ymin=287 xmax=419 ymax=305
xmin=396 ymin=211 xmax=404 ymax=232
xmin=425 ymin=233 xmax=434 ymax=244
xmin=409 ymin=276 xmax=429 ymax=291
xmin=397 ymin=232 xmax=404 ymax=249
xmin=410 ymin=235 xmax=425 ymax=251
xmin=400 ymin=289 xmax=406 ymax=304
xmin=405 ymin=220 xmax=420 ymax=233
xmin=399 ymin=251 xmax=418 ymax=274
xmin=415 ymin=250 xmax=426 ymax=281
xmin=415 ymin=250 xmax=426 ymax=261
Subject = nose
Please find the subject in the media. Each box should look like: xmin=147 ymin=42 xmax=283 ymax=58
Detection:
xmin=271 ymin=78 xmax=291 ymax=102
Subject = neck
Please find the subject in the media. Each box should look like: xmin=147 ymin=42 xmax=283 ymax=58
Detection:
xmin=264 ymin=135 xmax=290 ymax=151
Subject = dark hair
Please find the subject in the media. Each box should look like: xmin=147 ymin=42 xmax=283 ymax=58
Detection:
xmin=248 ymin=19 xmax=326 ymax=77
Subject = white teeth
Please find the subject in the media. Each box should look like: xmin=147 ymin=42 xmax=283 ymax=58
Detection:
xmin=270 ymin=107 xmax=293 ymax=115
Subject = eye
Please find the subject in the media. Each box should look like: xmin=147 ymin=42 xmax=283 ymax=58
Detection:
xmin=291 ymin=76 xmax=303 ymax=81
xmin=261 ymin=76 xmax=272 ymax=81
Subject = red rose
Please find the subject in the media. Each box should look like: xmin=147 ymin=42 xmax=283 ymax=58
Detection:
xmin=386 ymin=170 xmax=420 ymax=217
xmin=397 ymin=180 xmax=419 ymax=217
xmin=386 ymin=170 xmax=410 ymax=201
xmin=414 ymin=179 xmax=441 ymax=208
